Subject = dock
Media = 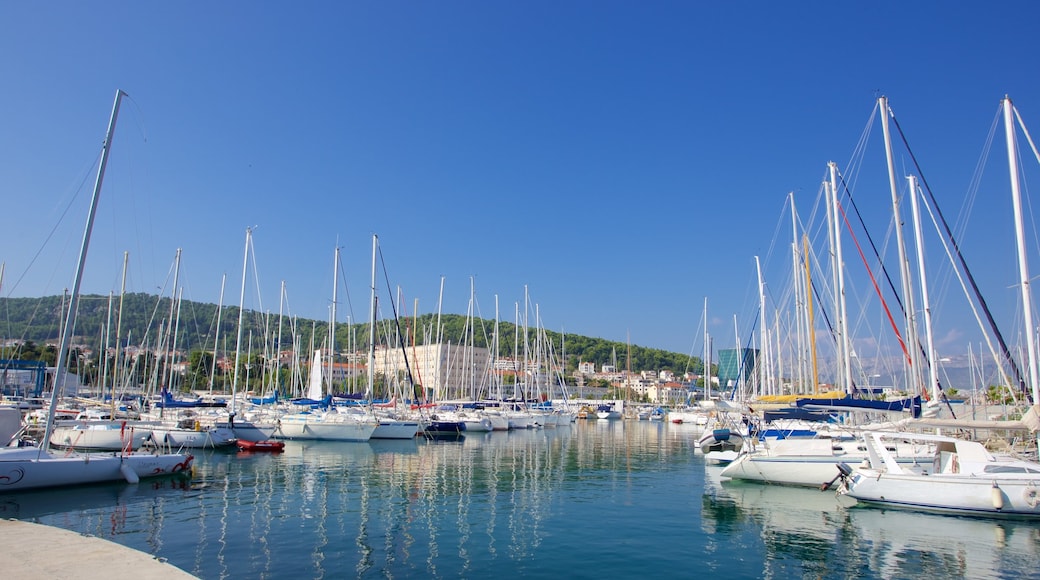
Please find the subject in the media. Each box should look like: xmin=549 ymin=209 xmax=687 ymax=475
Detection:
xmin=0 ymin=518 xmax=197 ymax=579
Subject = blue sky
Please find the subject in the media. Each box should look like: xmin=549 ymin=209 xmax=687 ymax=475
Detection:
xmin=2 ymin=2 xmax=1040 ymax=380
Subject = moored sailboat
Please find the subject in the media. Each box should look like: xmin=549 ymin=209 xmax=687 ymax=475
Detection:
xmin=0 ymin=90 xmax=193 ymax=492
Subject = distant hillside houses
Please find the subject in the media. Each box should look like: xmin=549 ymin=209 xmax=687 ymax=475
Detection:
xmin=575 ymin=360 xmax=717 ymax=404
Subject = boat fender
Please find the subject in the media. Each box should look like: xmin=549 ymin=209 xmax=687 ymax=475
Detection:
xmin=1023 ymin=485 xmax=1040 ymax=508
xmin=991 ymin=482 xmax=1005 ymax=510
xmin=120 ymin=463 xmax=140 ymax=484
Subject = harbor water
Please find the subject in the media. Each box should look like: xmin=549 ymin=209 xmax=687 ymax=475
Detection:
xmin=2 ymin=419 xmax=1039 ymax=579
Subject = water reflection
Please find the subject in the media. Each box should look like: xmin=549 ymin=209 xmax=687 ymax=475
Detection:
xmin=4 ymin=421 xmax=947 ymax=579
xmin=702 ymin=466 xmax=1040 ymax=578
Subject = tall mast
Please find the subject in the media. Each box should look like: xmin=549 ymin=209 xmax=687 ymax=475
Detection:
xmin=880 ymin=96 xmax=924 ymax=395
xmin=274 ymin=280 xmax=285 ymax=397
xmin=789 ymin=193 xmax=807 ymax=394
xmin=210 ymin=273 xmax=226 ymax=392
xmin=103 ymin=291 xmax=114 ymax=416
xmin=112 ymin=252 xmax=128 ymax=396
xmin=703 ymin=297 xmax=711 ymax=400
xmin=755 ymin=256 xmax=772 ymax=396
xmin=230 ymin=227 xmax=251 ymax=415
xmin=802 ymin=235 xmax=819 ymax=394
xmin=329 ymin=246 xmax=339 ymax=395
xmin=1004 ymin=96 xmax=1040 ymax=403
xmin=164 ymin=249 xmax=182 ymax=394
xmin=828 ymin=162 xmax=854 ymax=394
xmin=906 ymin=174 xmax=941 ymax=403
xmin=367 ymin=235 xmax=378 ymax=400
xmin=41 ymin=89 xmax=125 ymax=453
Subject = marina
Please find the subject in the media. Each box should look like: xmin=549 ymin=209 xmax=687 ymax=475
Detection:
xmin=3 ymin=419 xmax=1039 ymax=579
xmin=4 ymin=6 xmax=1040 ymax=578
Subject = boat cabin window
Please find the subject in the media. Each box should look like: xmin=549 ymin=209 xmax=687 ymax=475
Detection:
xmin=984 ymin=465 xmax=1040 ymax=474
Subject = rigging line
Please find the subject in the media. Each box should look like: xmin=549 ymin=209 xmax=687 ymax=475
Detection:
xmin=732 ymin=310 xmax=759 ymax=401
xmin=835 ymin=189 xmax=912 ymax=368
xmin=5 ymin=151 xmax=102 ymax=297
xmin=800 ymin=232 xmax=840 ymax=351
xmin=334 ymin=248 xmax=357 ymax=332
xmin=377 ymin=246 xmax=418 ymax=391
xmin=836 ymin=172 xmax=907 ymax=324
xmin=889 ymin=105 xmax=1027 ymax=393
xmin=1012 ymin=106 xmax=1040 ymax=274
xmin=837 ymin=169 xmax=934 ymax=389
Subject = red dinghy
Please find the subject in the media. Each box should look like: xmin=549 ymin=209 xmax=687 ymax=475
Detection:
xmin=237 ymin=439 xmax=285 ymax=452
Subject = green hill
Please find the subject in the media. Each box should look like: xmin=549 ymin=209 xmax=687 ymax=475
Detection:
xmin=0 ymin=294 xmax=702 ymax=385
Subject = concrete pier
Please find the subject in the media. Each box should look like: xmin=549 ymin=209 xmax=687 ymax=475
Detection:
xmin=0 ymin=518 xmax=197 ymax=579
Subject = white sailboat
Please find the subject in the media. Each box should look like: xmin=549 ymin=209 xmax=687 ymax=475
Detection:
xmin=365 ymin=235 xmax=420 ymax=440
xmin=273 ymin=349 xmax=378 ymax=442
xmin=836 ymin=429 xmax=1040 ymax=518
xmin=835 ymin=96 xmax=1040 ymax=518
xmin=218 ymin=227 xmax=277 ymax=442
xmin=0 ymin=90 xmax=193 ymax=492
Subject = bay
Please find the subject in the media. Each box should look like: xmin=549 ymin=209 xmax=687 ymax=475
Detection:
xmin=2 ymin=420 xmax=1039 ymax=579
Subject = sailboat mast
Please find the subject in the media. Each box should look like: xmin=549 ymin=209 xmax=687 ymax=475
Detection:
xmin=907 ymin=174 xmax=941 ymax=402
xmin=210 ymin=274 xmax=226 ymax=392
xmin=230 ymin=227 xmax=251 ymax=415
xmin=112 ymin=251 xmax=128 ymax=397
xmin=880 ymin=96 xmax=924 ymax=396
xmin=828 ymin=162 xmax=855 ymax=394
xmin=102 ymin=291 xmax=114 ymax=415
xmin=703 ymin=297 xmax=711 ymax=400
xmin=755 ymin=256 xmax=773 ymax=396
xmin=275 ymin=280 xmax=285 ymax=397
xmin=789 ymin=193 xmax=808 ymax=394
xmin=802 ymin=235 xmax=820 ymax=394
xmin=41 ymin=89 xmax=126 ymax=453
xmin=1004 ymin=97 xmax=1040 ymax=403
xmin=367 ymin=235 xmax=378 ymax=400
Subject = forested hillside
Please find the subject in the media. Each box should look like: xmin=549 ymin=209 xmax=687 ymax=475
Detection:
xmin=0 ymin=294 xmax=702 ymax=376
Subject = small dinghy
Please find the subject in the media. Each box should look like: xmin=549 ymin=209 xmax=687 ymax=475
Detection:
xmin=237 ymin=439 xmax=285 ymax=452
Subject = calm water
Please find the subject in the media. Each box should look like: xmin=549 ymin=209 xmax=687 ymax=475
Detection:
xmin=3 ymin=420 xmax=1040 ymax=579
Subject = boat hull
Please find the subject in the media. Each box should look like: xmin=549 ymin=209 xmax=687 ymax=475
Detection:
xmin=237 ymin=440 xmax=285 ymax=452
xmin=371 ymin=421 xmax=421 ymax=440
xmin=274 ymin=415 xmax=376 ymax=442
xmin=150 ymin=426 xmax=237 ymax=448
xmin=720 ymin=438 xmax=934 ymax=488
xmin=846 ymin=471 xmax=1040 ymax=519
xmin=0 ymin=447 xmax=193 ymax=493
xmin=50 ymin=421 xmax=153 ymax=451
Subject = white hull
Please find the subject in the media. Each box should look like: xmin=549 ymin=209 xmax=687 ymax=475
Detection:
xmin=150 ymin=425 xmax=237 ymax=448
xmin=847 ymin=470 xmax=1040 ymax=518
xmin=484 ymin=412 xmax=510 ymax=431
xmin=0 ymin=447 xmax=194 ymax=492
xmin=719 ymin=437 xmax=933 ymax=488
xmin=371 ymin=420 xmax=421 ymax=440
xmin=50 ymin=421 xmax=153 ymax=451
xmin=460 ymin=417 xmax=493 ymax=432
xmin=226 ymin=421 xmax=277 ymax=442
xmin=841 ymin=431 xmax=1040 ymax=519
xmin=667 ymin=409 xmax=707 ymax=425
xmin=274 ymin=413 xmax=377 ymax=442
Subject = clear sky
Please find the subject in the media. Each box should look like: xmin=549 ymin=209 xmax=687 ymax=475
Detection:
xmin=2 ymin=2 xmax=1039 ymax=380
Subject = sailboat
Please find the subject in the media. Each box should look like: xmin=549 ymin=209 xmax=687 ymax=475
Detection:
xmin=212 ymin=228 xmax=278 ymax=442
xmin=272 ymin=245 xmax=377 ymax=442
xmin=835 ymin=97 xmax=1040 ymax=518
xmin=0 ymin=90 xmax=194 ymax=492
xmin=364 ymin=236 xmax=421 ymax=440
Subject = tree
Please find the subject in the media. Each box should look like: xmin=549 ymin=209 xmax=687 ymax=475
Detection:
xmin=187 ymin=350 xmax=215 ymax=389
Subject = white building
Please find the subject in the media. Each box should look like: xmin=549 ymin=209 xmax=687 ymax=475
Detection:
xmin=376 ymin=343 xmax=492 ymax=400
